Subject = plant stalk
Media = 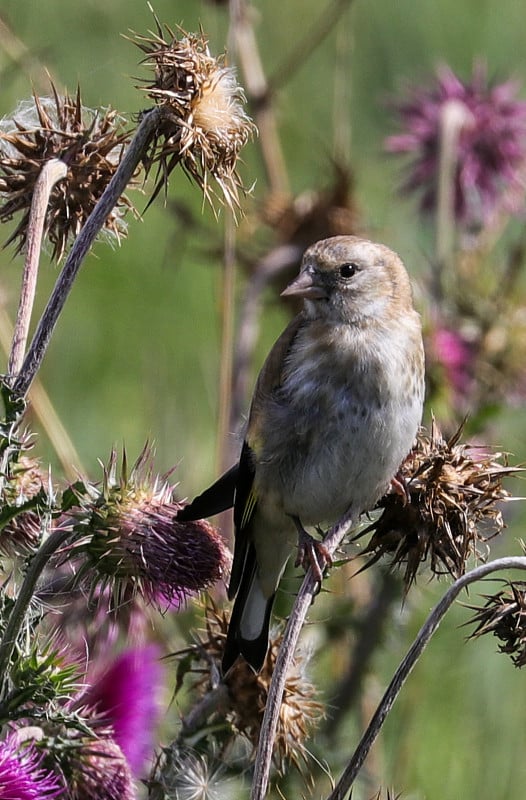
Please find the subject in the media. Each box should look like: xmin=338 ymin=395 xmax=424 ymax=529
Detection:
xmin=250 ymin=507 xmax=356 ymax=800
xmin=13 ymin=106 xmax=168 ymax=399
xmin=7 ymin=158 xmax=68 ymax=380
xmin=328 ymin=556 xmax=526 ymax=800
xmin=0 ymin=524 xmax=75 ymax=681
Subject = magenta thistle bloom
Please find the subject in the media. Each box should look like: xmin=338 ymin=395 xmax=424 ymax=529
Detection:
xmin=0 ymin=736 xmax=62 ymax=799
xmin=70 ymin=738 xmax=135 ymax=800
xmin=84 ymin=645 xmax=163 ymax=776
xmin=42 ymin=574 xmax=155 ymax=662
xmin=431 ymin=325 xmax=477 ymax=397
xmin=70 ymin=447 xmax=231 ymax=609
xmin=386 ymin=64 xmax=526 ymax=226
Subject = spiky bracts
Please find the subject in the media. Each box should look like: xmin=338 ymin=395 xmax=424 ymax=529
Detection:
xmin=65 ymin=447 xmax=230 ymax=610
xmin=130 ymin=18 xmax=255 ymax=211
xmin=357 ymin=421 xmax=519 ymax=589
xmin=174 ymin=603 xmax=324 ymax=773
xmin=467 ymin=579 xmax=526 ymax=667
xmin=0 ymin=88 xmax=136 ymax=259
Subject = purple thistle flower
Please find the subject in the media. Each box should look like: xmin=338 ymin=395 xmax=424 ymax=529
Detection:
xmin=386 ymin=63 xmax=526 ymax=226
xmin=431 ymin=325 xmax=477 ymax=398
xmin=42 ymin=573 xmax=155 ymax=662
xmin=70 ymin=738 xmax=136 ymax=800
xmin=85 ymin=499 xmax=230 ymax=607
xmin=69 ymin=447 xmax=231 ymax=609
xmin=0 ymin=736 xmax=62 ymax=799
xmin=83 ymin=645 xmax=163 ymax=776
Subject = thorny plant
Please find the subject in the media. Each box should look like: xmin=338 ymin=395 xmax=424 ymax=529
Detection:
xmin=0 ymin=4 xmax=525 ymax=800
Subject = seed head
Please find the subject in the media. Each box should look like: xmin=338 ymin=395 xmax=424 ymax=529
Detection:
xmin=130 ymin=16 xmax=255 ymax=212
xmin=0 ymin=87 xmax=137 ymax=260
xmin=178 ymin=602 xmax=324 ymax=772
xmin=150 ymin=746 xmax=232 ymax=800
xmin=357 ymin=420 xmax=519 ymax=589
xmin=467 ymin=579 xmax=526 ymax=667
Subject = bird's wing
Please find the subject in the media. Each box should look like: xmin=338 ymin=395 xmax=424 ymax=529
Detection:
xmin=229 ymin=314 xmax=304 ymax=599
xmin=177 ymin=464 xmax=238 ymax=521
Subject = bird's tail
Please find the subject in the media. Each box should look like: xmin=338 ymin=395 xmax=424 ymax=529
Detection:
xmin=222 ymin=545 xmax=275 ymax=674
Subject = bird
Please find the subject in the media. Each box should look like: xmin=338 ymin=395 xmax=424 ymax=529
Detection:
xmin=178 ymin=235 xmax=425 ymax=673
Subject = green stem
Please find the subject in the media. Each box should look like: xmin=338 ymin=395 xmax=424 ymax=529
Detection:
xmin=0 ymin=525 xmax=74 ymax=682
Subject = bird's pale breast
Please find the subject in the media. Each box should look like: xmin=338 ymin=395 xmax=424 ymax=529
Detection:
xmin=254 ymin=318 xmax=424 ymax=525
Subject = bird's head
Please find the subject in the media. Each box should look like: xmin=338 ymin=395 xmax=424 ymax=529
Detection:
xmin=281 ymin=235 xmax=415 ymax=326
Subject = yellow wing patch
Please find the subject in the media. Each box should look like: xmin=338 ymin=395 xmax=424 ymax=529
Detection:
xmin=240 ymin=487 xmax=258 ymax=529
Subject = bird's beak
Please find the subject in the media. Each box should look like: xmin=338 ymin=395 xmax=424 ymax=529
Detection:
xmin=281 ymin=271 xmax=327 ymax=299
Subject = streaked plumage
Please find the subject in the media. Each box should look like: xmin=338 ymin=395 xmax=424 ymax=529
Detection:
xmin=179 ymin=235 xmax=425 ymax=672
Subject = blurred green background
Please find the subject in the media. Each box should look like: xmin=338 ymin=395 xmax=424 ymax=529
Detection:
xmin=2 ymin=1 xmax=526 ymax=798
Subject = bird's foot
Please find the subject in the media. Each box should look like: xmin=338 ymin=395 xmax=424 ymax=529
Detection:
xmin=390 ymin=471 xmax=411 ymax=506
xmin=292 ymin=517 xmax=332 ymax=587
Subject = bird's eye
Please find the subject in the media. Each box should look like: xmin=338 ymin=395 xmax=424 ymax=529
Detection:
xmin=339 ymin=262 xmax=358 ymax=279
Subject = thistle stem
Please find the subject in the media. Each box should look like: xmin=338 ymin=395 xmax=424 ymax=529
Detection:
xmin=7 ymin=158 xmax=68 ymax=380
xmin=216 ymin=215 xmax=237 ymax=474
xmin=434 ymin=99 xmax=473 ymax=298
xmin=0 ymin=524 xmax=75 ymax=682
xmin=327 ymin=556 xmax=526 ymax=800
xmin=229 ymin=0 xmax=290 ymax=195
xmin=0 ymin=308 xmax=82 ymax=479
xmin=250 ymin=507 xmax=356 ymax=800
xmin=13 ymin=106 xmax=168 ymax=399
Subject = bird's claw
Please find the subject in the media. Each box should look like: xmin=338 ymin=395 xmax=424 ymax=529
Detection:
xmin=294 ymin=526 xmax=332 ymax=588
xmin=390 ymin=471 xmax=411 ymax=506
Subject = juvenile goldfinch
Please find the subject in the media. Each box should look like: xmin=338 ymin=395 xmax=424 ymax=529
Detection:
xmin=179 ymin=235 xmax=425 ymax=672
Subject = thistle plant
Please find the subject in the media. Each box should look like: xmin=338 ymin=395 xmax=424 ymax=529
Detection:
xmin=0 ymin=89 xmax=135 ymax=261
xmin=0 ymin=10 xmax=253 ymax=798
xmin=131 ymin=17 xmax=256 ymax=211
xmin=356 ymin=420 xmax=520 ymax=588
xmin=386 ymin=63 xmax=526 ymax=230
xmin=1 ymin=6 xmax=526 ymax=800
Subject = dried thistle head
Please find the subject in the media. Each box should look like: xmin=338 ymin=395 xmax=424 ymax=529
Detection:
xmin=261 ymin=163 xmax=359 ymax=248
xmin=178 ymin=602 xmax=324 ymax=773
xmin=130 ymin=17 xmax=255 ymax=212
xmin=149 ymin=745 xmax=232 ymax=800
xmin=356 ymin=420 xmax=519 ymax=589
xmin=467 ymin=579 xmax=526 ymax=667
xmin=0 ymin=88 xmax=136 ymax=260
xmin=66 ymin=446 xmax=230 ymax=609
